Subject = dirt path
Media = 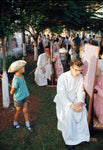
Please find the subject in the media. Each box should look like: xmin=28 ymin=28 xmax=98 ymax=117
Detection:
xmin=0 ymin=53 xmax=41 ymax=130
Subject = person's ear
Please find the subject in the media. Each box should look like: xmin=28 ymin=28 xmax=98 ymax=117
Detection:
xmin=70 ymin=66 xmax=72 ymax=70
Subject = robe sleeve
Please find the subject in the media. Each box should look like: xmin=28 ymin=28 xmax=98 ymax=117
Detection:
xmin=54 ymin=74 xmax=72 ymax=107
xmin=77 ymin=75 xmax=85 ymax=103
xmin=12 ymin=78 xmax=18 ymax=89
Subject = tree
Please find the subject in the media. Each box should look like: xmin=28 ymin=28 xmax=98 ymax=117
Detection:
xmin=20 ymin=0 xmax=102 ymax=34
xmin=0 ymin=0 xmax=19 ymax=108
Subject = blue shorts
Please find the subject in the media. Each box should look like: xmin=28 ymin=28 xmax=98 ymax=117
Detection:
xmin=14 ymin=97 xmax=27 ymax=107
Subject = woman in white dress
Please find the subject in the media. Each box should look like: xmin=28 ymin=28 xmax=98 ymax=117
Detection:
xmin=34 ymin=46 xmax=52 ymax=86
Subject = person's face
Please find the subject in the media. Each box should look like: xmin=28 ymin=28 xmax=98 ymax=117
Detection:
xmin=45 ymin=48 xmax=50 ymax=56
xmin=70 ymin=65 xmax=83 ymax=77
xmin=18 ymin=67 xmax=25 ymax=74
xmin=90 ymin=39 xmax=92 ymax=44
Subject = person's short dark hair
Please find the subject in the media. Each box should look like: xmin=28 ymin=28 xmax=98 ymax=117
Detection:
xmin=93 ymin=35 xmax=95 ymax=38
xmin=82 ymin=37 xmax=85 ymax=40
xmin=66 ymin=36 xmax=68 ymax=39
xmin=70 ymin=59 xmax=83 ymax=67
xmin=61 ymin=42 xmax=66 ymax=48
xmin=54 ymin=38 xmax=59 ymax=42
xmin=84 ymin=41 xmax=87 ymax=44
xmin=45 ymin=45 xmax=50 ymax=49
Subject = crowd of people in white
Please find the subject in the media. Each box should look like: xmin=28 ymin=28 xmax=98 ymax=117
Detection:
xmin=23 ymin=33 xmax=103 ymax=88
xmin=25 ymin=33 xmax=103 ymax=61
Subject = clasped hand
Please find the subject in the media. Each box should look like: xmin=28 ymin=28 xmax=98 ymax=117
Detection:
xmin=70 ymin=102 xmax=83 ymax=112
xmin=41 ymin=67 xmax=46 ymax=73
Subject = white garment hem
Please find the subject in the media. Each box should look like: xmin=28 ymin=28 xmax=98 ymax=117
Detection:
xmin=65 ymin=137 xmax=90 ymax=146
xmin=57 ymin=127 xmax=90 ymax=146
xmin=35 ymin=82 xmax=47 ymax=86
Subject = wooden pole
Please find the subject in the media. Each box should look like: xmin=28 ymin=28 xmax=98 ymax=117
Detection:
xmin=87 ymin=97 xmax=93 ymax=124
xmin=47 ymin=40 xmax=56 ymax=87
xmin=50 ymin=40 xmax=53 ymax=85
xmin=28 ymin=68 xmax=35 ymax=75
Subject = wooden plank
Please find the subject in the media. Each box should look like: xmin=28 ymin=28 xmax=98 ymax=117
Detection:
xmin=90 ymin=138 xmax=98 ymax=143
xmin=46 ymin=85 xmax=56 ymax=87
xmin=82 ymin=44 xmax=100 ymax=124
xmin=93 ymin=116 xmax=103 ymax=130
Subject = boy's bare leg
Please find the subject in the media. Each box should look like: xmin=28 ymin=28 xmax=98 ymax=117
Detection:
xmin=14 ymin=107 xmax=22 ymax=122
xmin=22 ymin=102 xmax=29 ymax=122
xmin=22 ymin=102 xmax=33 ymax=132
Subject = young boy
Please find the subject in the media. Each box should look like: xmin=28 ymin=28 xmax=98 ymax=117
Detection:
xmin=8 ymin=60 xmax=33 ymax=133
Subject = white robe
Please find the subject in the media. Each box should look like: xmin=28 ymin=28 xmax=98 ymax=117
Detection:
xmin=54 ymin=71 xmax=90 ymax=145
xmin=35 ymin=53 xmax=52 ymax=86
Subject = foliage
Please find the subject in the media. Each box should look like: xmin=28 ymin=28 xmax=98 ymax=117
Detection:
xmin=0 ymin=0 xmax=102 ymax=38
xmin=0 ymin=55 xmax=18 ymax=71
xmin=0 ymin=0 xmax=20 ymax=38
xmin=24 ymin=0 xmax=102 ymax=33
xmin=50 ymin=26 xmax=64 ymax=35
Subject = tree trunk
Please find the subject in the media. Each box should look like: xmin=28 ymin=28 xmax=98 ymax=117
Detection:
xmin=34 ymin=40 xmax=38 ymax=61
xmin=2 ymin=37 xmax=6 ymax=71
xmin=8 ymin=36 xmax=13 ymax=56
xmin=33 ymin=33 xmax=38 ymax=61
xmin=22 ymin=31 xmax=27 ymax=56
xmin=2 ymin=37 xmax=10 ymax=108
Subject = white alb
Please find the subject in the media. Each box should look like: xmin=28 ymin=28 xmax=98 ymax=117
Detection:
xmin=54 ymin=71 xmax=90 ymax=145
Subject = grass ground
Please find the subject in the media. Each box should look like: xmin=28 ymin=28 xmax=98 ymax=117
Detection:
xmin=0 ymin=62 xmax=103 ymax=150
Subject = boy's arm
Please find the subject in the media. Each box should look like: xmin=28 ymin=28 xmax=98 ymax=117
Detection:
xmin=10 ymin=88 xmax=16 ymax=95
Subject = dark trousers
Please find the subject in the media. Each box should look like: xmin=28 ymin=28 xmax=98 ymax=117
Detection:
xmin=66 ymin=44 xmax=71 ymax=66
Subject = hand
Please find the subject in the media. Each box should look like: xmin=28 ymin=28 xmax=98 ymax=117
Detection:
xmin=70 ymin=103 xmax=83 ymax=112
xmin=76 ymin=102 xmax=83 ymax=107
xmin=52 ymin=57 xmax=56 ymax=62
xmin=10 ymin=90 xmax=13 ymax=95
xmin=10 ymin=88 xmax=16 ymax=95
xmin=41 ymin=67 xmax=46 ymax=73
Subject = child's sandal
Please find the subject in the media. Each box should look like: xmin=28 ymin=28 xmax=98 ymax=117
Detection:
xmin=13 ymin=124 xmax=21 ymax=129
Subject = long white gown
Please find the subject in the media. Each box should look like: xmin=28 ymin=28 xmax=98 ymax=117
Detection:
xmin=35 ymin=53 xmax=52 ymax=86
xmin=54 ymin=71 xmax=90 ymax=145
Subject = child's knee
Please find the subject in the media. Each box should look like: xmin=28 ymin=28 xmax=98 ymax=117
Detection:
xmin=23 ymin=108 xmax=28 ymax=114
xmin=16 ymin=109 xmax=22 ymax=114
